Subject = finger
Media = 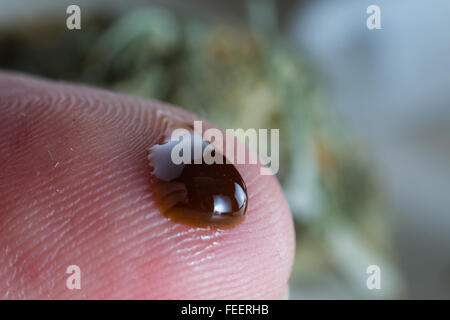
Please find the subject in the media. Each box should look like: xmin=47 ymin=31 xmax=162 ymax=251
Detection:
xmin=0 ymin=71 xmax=294 ymax=299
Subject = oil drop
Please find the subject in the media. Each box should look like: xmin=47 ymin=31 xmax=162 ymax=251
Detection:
xmin=148 ymin=124 xmax=248 ymax=229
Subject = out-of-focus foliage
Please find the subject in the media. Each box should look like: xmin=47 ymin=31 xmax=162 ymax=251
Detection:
xmin=0 ymin=4 xmax=402 ymax=298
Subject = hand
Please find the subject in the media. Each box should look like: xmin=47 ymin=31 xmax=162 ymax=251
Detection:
xmin=0 ymin=72 xmax=294 ymax=299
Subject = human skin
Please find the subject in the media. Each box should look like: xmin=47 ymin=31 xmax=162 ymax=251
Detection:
xmin=0 ymin=71 xmax=295 ymax=299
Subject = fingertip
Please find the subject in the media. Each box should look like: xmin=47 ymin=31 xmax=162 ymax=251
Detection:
xmin=0 ymin=72 xmax=295 ymax=299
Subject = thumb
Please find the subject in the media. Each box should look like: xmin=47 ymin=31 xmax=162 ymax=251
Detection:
xmin=0 ymin=71 xmax=294 ymax=299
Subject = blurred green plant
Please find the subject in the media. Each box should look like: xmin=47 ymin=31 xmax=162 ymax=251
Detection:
xmin=0 ymin=3 xmax=403 ymax=298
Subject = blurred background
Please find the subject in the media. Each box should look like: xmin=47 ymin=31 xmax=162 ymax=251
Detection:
xmin=0 ymin=0 xmax=449 ymax=299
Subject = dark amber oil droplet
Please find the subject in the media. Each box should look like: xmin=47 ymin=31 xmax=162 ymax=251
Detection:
xmin=148 ymin=128 xmax=248 ymax=229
